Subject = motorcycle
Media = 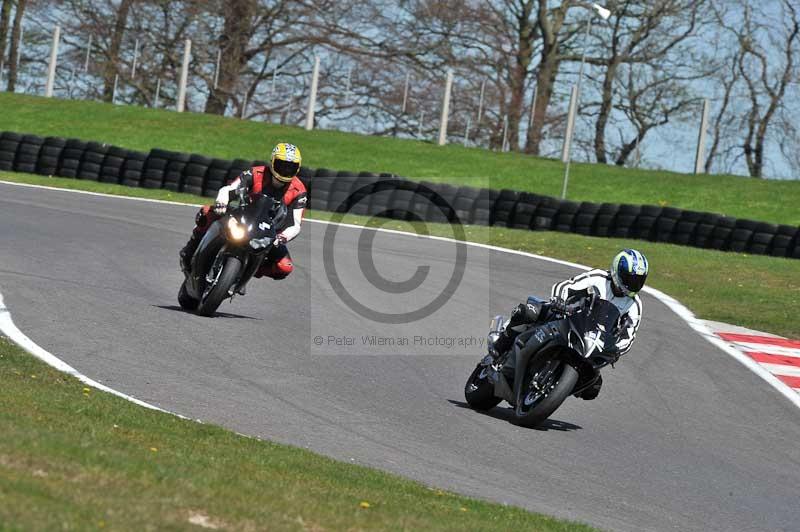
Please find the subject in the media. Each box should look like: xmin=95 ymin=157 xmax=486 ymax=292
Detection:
xmin=178 ymin=188 xmax=288 ymax=317
xmin=464 ymin=288 xmax=621 ymax=427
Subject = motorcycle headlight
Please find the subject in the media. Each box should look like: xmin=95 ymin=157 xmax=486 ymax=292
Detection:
xmin=226 ymin=218 xmax=247 ymax=241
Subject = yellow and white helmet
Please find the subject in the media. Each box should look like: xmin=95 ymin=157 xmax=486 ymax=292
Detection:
xmin=270 ymin=142 xmax=302 ymax=183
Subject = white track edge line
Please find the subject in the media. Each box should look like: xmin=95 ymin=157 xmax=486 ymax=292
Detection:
xmin=0 ymin=293 xmax=187 ymax=418
xmin=2 ymin=178 xmax=799 ymax=410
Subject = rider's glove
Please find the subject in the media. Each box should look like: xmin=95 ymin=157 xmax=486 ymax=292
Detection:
xmin=213 ymin=202 xmax=227 ymax=215
xmin=549 ymin=296 xmax=567 ymax=314
xmin=249 ymin=238 xmax=268 ymax=250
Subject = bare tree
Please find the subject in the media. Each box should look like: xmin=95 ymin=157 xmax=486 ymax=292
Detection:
xmin=525 ymin=0 xmax=582 ymax=154
xmin=101 ymin=0 xmax=134 ymax=101
xmin=5 ymin=0 xmax=25 ymax=91
xmin=566 ymin=0 xmax=706 ymax=163
xmin=611 ymin=62 xmax=702 ymax=166
xmin=204 ymin=0 xmax=257 ymax=114
xmin=704 ymin=49 xmax=740 ymax=174
xmin=201 ymin=0 xmax=315 ymax=116
xmin=714 ymin=0 xmax=800 ymax=178
xmin=0 ymin=0 xmax=13 ymax=72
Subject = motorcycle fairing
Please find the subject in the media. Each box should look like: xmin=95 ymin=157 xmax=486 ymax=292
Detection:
xmin=510 ymin=321 xmax=564 ymax=409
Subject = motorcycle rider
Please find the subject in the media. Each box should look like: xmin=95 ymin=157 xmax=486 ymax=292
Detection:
xmin=179 ymin=142 xmax=307 ymax=293
xmin=490 ymin=249 xmax=648 ymax=400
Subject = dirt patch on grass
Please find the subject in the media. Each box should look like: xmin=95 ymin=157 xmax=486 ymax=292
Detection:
xmin=187 ymin=510 xmax=224 ymax=529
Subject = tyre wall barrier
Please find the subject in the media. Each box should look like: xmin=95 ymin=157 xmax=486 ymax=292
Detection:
xmin=0 ymin=130 xmax=796 ymax=259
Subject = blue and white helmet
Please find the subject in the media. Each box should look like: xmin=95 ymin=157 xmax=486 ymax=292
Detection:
xmin=610 ymin=249 xmax=649 ymax=296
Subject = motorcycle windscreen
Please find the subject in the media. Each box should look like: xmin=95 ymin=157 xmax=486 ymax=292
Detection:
xmin=573 ymin=299 xmax=622 ymax=355
xmin=245 ymin=195 xmax=286 ymax=239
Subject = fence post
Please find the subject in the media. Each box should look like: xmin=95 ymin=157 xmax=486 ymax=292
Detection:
xmin=305 ymin=56 xmax=320 ymax=130
xmin=214 ymin=48 xmax=221 ymax=90
xmin=177 ymin=39 xmax=191 ymax=112
xmin=154 ymin=78 xmax=161 ymax=108
xmin=285 ymin=96 xmax=294 ymax=125
xmin=131 ymin=39 xmax=139 ymax=79
xmin=438 ymin=69 xmax=453 ymax=146
xmin=560 ymin=84 xmax=579 ymax=199
xmin=45 ymin=25 xmax=60 ymax=98
xmin=463 ymin=117 xmax=471 ymax=146
xmin=501 ymin=114 xmax=509 ymax=151
xmin=17 ymin=25 xmax=23 ymax=70
xmin=401 ymin=71 xmax=410 ymax=114
xmin=418 ymin=110 xmax=425 ymax=138
xmin=561 ymin=85 xmax=579 ymax=163
xmin=269 ymin=64 xmax=277 ymax=95
xmin=84 ymin=35 xmax=92 ymax=72
xmin=694 ymin=98 xmax=710 ymax=174
xmin=241 ymin=92 xmax=248 ymax=119
xmin=476 ymin=78 xmax=486 ymax=124
xmin=112 ymin=74 xmax=119 ymax=104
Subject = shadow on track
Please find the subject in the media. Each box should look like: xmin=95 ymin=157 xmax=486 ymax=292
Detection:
xmin=152 ymin=305 xmax=261 ymax=320
xmin=447 ymin=400 xmax=582 ymax=432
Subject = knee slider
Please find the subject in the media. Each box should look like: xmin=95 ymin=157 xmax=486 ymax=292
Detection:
xmin=275 ymin=256 xmax=293 ymax=275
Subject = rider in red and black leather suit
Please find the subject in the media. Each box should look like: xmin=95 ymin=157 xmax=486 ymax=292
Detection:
xmin=179 ymin=143 xmax=307 ymax=289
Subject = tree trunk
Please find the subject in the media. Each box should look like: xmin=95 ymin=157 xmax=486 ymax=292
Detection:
xmin=506 ymin=73 xmax=529 ymax=150
xmin=506 ymin=1 xmax=535 ymax=150
xmin=0 ymin=0 xmax=12 ymax=70
xmin=753 ymin=136 xmax=765 ymax=178
xmin=204 ymin=0 xmax=257 ymax=115
xmin=615 ymin=128 xmax=648 ymax=166
xmin=525 ymin=54 xmax=558 ymax=154
xmin=102 ymin=0 xmax=133 ymax=102
xmin=5 ymin=0 xmax=25 ymax=92
xmin=593 ymin=60 xmax=619 ymax=164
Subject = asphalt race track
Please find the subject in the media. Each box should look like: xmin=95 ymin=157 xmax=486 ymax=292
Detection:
xmin=2 ymin=182 xmax=799 ymax=532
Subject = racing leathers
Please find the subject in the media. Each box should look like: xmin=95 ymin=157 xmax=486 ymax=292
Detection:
xmin=180 ymin=166 xmax=307 ymax=282
xmin=492 ymin=269 xmax=643 ymax=399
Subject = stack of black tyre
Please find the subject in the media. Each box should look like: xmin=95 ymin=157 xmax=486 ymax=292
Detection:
xmin=0 ymin=130 xmax=797 ymax=260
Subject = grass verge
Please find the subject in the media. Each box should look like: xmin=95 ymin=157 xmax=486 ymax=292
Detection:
xmin=2 ymin=93 xmax=799 ymax=225
xmin=2 ymin=171 xmax=798 ymax=338
xmin=0 ymin=337 xmax=595 ymax=531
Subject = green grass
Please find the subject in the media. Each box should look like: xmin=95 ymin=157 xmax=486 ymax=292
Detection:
xmin=1 ymin=90 xmax=798 ymax=527
xmin=2 ymin=93 xmax=799 ymax=225
xmin=3 ymin=172 xmax=798 ymax=338
xmin=0 ymin=337 xmax=595 ymax=531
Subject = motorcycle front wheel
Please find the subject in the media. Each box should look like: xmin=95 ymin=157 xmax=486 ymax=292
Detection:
xmin=464 ymin=363 xmax=502 ymax=410
xmin=196 ymin=256 xmax=243 ymax=317
xmin=512 ymin=357 xmax=578 ymax=428
xmin=178 ymin=279 xmax=199 ymax=310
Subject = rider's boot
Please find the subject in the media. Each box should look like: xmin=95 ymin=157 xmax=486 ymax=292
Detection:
xmin=179 ymin=232 xmax=201 ymax=273
xmin=235 ymin=282 xmax=247 ymax=296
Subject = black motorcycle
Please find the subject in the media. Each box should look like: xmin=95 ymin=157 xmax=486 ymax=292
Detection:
xmin=464 ymin=289 xmax=621 ymax=427
xmin=178 ymin=189 xmax=288 ymax=317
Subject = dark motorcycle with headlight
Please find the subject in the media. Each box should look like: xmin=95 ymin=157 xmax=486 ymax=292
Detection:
xmin=178 ymin=189 xmax=288 ymax=317
xmin=464 ymin=289 xmax=621 ymax=427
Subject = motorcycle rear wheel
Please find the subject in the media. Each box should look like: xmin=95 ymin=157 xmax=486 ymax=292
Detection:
xmin=512 ymin=359 xmax=578 ymax=428
xmin=464 ymin=363 xmax=502 ymax=410
xmin=197 ymin=256 xmax=242 ymax=317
